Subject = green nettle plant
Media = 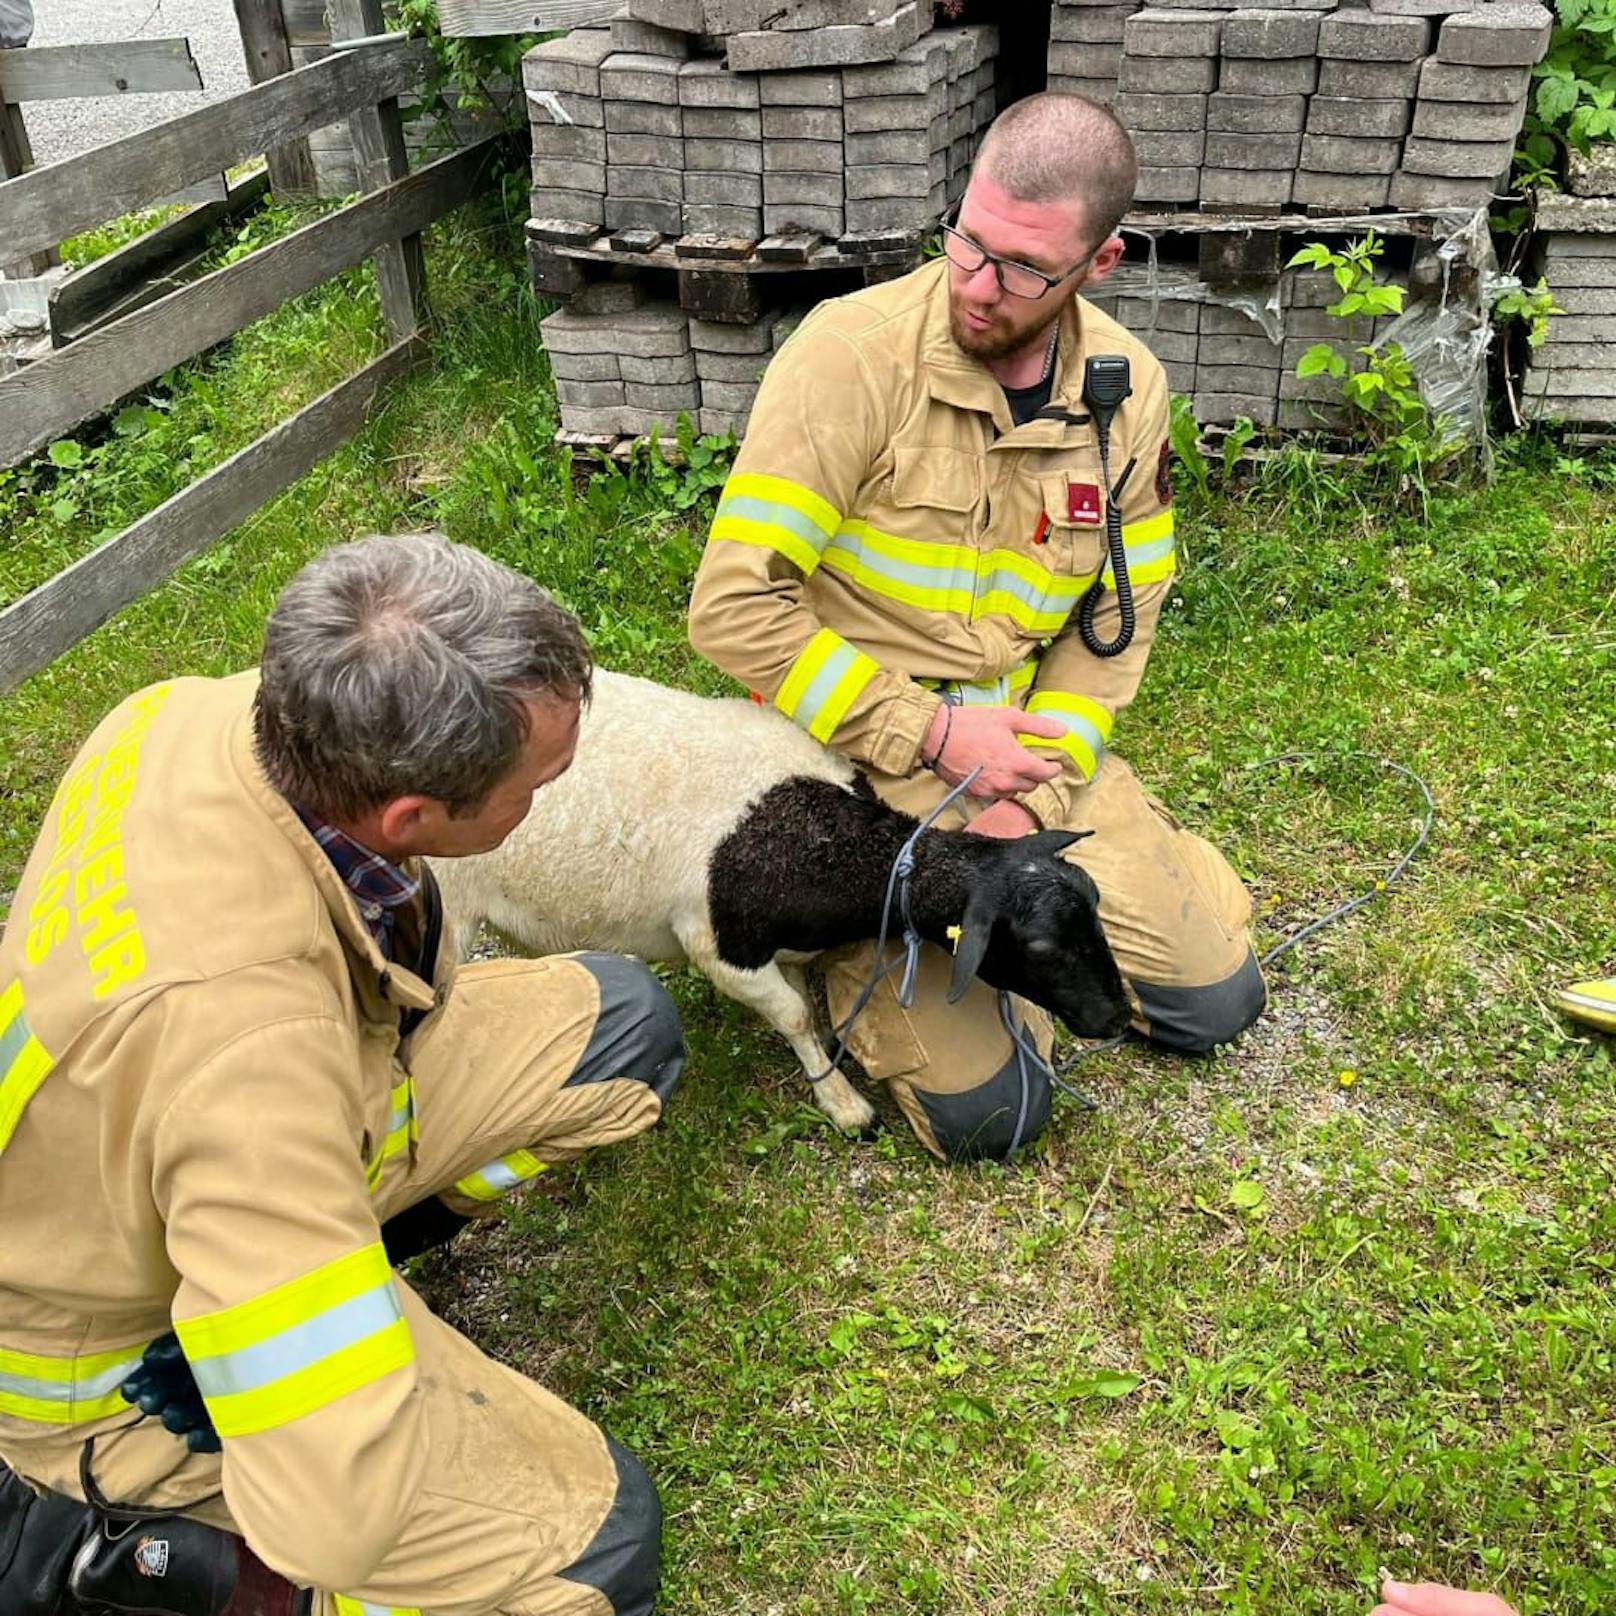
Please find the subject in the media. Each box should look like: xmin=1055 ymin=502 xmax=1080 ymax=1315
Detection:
xmin=1286 ymin=234 xmax=1463 ymax=487
xmin=1530 ymin=0 xmax=1616 ymax=155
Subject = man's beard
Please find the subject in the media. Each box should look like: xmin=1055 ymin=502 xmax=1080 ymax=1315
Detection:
xmin=948 ymin=299 xmax=1059 ymax=366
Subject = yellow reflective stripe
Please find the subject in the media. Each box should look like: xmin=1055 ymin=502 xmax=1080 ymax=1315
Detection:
xmin=918 ymin=656 xmax=1039 ymax=707
xmin=1102 ymin=510 xmax=1177 ymax=590
xmin=0 ymin=1340 xmax=147 ymax=1426
xmin=0 ymin=980 xmax=55 ymax=1159
xmin=1020 ymin=692 xmax=1114 ymax=781
xmin=774 ymin=628 xmax=880 ymax=744
xmin=175 ymin=1244 xmax=412 ymax=1439
xmin=455 ymin=1148 xmax=547 ymax=1203
xmin=822 ymin=521 xmax=1084 ymax=633
xmin=712 ymin=471 xmax=841 ymax=576
xmin=365 ymin=1075 xmax=418 ymax=1193
xmin=333 ymin=1595 xmax=422 ymax=1615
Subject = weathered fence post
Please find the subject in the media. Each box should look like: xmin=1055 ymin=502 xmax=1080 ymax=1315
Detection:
xmin=330 ymin=0 xmax=427 ymax=340
xmin=231 ymin=0 xmax=318 ymax=199
xmin=0 ymin=57 xmax=52 ymax=274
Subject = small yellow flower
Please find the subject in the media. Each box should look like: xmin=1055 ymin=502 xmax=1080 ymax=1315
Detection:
xmin=1338 ymin=1069 xmax=1357 ymax=1088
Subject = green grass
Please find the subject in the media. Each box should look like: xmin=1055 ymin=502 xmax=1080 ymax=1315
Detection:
xmin=2 ymin=198 xmax=1613 ymax=1616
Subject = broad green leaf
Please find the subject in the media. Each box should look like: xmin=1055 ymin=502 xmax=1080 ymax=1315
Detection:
xmin=1229 ymin=1179 xmax=1265 ymax=1210
xmin=47 ymin=439 xmax=84 ymax=469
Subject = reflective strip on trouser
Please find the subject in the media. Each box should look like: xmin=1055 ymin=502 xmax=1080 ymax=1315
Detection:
xmin=774 ymin=627 xmax=880 ymax=743
xmin=366 ymin=1074 xmax=418 ymax=1194
xmin=1100 ymin=509 xmax=1177 ymax=590
xmin=710 ymin=471 xmax=840 ymax=576
xmin=1020 ymin=690 xmax=1114 ymax=781
xmin=454 ymin=1148 xmax=546 ymax=1204
xmin=0 ymin=1340 xmax=146 ymax=1425
xmin=333 ymin=1599 xmax=421 ymax=1616
xmin=175 ymin=1243 xmax=413 ymax=1438
xmin=0 ymin=980 xmax=54 ymax=1159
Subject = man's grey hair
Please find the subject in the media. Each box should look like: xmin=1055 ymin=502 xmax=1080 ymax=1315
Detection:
xmin=975 ymin=93 xmax=1138 ymax=247
xmin=254 ymin=532 xmax=592 ymax=820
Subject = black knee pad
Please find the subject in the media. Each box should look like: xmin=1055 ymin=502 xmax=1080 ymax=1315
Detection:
xmin=913 ymin=1047 xmax=1054 ymax=1163
xmin=568 ymin=954 xmax=686 ymax=1105
xmin=1135 ymin=949 xmax=1267 ymax=1055
xmin=558 ymin=1437 xmax=661 ymax=1616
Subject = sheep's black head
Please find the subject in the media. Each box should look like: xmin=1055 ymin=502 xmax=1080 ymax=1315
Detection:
xmin=948 ymin=830 xmax=1131 ymax=1039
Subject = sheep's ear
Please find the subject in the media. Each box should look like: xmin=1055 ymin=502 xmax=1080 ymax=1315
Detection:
xmin=1029 ymin=828 xmax=1091 ymax=858
xmin=948 ymin=891 xmax=996 ymax=1003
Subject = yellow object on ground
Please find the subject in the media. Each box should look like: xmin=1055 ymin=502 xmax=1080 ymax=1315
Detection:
xmin=0 ymin=675 xmax=678 ymax=1615
xmin=1557 ymin=977 xmax=1616 ymax=1033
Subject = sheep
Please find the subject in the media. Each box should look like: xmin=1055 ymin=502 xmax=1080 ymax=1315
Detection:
xmin=430 ymin=669 xmax=1131 ymax=1135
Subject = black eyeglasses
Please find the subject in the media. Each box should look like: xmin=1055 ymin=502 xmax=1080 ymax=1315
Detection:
xmin=940 ymin=216 xmax=1098 ymax=300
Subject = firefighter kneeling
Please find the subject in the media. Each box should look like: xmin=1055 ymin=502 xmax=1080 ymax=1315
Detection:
xmin=0 ymin=535 xmax=683 ymax=1616
xmin=689 ymin=92 xmax=1266 ymax=1161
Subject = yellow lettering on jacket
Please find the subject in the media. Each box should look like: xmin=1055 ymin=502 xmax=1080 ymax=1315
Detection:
xmin=19 ymin=684 xmax=172 ymax=990
xmin=25 ymin=909 xmax=70 ymax=965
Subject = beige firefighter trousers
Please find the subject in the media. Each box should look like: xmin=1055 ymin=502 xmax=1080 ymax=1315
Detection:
xmin=823 ymin=756 xmax=1265 ymax=1161
xmin=43 ymin=953 xmax=682 ymax=1616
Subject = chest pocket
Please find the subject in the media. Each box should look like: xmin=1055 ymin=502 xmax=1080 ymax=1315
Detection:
xmin=887 ymin=445 xmax=981 ymax=540
xmin=1009 ymin=471 xmax=1105 ymax=634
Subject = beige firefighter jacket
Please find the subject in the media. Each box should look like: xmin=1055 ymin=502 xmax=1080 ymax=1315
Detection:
xmin=688 ymin=256 xmax=1177 ymax=829
xmin=0 ymin=673 xmax=453 ymax=1593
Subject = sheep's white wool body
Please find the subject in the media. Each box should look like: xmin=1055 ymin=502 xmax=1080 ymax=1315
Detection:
xmin=432 ymin=668 xmax=854 ymax=963
xmin=429 ymin=668 xmax=876 ymax=1131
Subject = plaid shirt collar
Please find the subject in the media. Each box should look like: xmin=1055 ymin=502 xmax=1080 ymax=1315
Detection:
xmin=293 ymin=804 xmax=419 ymax=960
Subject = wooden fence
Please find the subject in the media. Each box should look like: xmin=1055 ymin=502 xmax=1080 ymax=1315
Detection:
xmin=0 ymin=4 xmax=503 ymax=696
xmin=0 ymin=35 xmax=208 ymax=276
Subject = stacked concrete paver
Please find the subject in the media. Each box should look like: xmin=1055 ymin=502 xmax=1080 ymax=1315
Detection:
xmin=1054 ymin=0 xmax=1549 ymax=210
xmin=527 ymin=22 xmax=996 ymax=243
xmin=1524 ymin=169 xmax=1616 ymax=427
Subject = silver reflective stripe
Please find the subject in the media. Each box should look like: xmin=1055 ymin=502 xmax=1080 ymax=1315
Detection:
xmin=0 ymin=1354 xmax=141 ymax=1405
xmin=791 ymin=643 xmax=862 ymax=730
xmin=188 ymin=1283 xmax=404 ymax=1399
xmin=1037 ymin=704 xmax=1108 ymax=760
xmin=0 ymin=1004 xmax=29 ymax=1077
xmin=716 ymin=495 xmax=834 ymax=555
xmin=824 ymin=531 xmax=975 ymax=597
xmin=472 ymin=1157 xmax=530 ymax=1194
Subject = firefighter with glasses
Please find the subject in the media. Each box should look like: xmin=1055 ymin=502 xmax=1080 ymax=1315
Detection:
xmin=689 ymin=93 xmax=1266 ymax=1162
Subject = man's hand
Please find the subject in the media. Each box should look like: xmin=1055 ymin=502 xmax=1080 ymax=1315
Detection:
xmin=1371 ymin=1579 xmax=1518 ymax=1616
xmin=967 ymin=800 xmax=1039 ymax=839
xmin=924 ymin=705 xmax=1064 ymax=799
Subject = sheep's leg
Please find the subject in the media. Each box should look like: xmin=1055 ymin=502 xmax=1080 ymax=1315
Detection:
xmin=676 ymin=925 xmax=875 ymax=1134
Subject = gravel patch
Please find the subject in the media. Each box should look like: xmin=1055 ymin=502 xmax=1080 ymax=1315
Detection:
xmin=20 ymin=0 xmax=249 ymax=167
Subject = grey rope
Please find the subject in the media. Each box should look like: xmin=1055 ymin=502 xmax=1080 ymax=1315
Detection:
xmin=804 ymin=766 xmax=984 ymax=1088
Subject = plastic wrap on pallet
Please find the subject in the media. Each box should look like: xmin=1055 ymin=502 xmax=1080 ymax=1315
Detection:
xmin=1094 ymin=206 xmax=1496 ymax=441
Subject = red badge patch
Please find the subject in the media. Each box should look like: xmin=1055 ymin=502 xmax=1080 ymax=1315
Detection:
xmin=1067 ymin=481 xmax=1102 ymax=526
xmin=1156 ymin=439 xmax=1173 ymax=506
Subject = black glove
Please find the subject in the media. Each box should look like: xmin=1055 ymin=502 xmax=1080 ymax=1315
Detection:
xmin=120 ymin=1333 xmax=221 ymax=1455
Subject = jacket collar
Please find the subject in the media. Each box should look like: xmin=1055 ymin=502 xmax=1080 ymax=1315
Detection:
xmin=917 ymin=257 xmax=1097 ymax=448
xmin=227 ymin=687 xmax=436 ymax=1016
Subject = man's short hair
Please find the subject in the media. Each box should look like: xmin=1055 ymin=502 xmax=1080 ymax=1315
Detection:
xmin=974 ymin=93 xmax=1139 ymax=247
xmin=254 ymin=532 xmax=591 ymax=820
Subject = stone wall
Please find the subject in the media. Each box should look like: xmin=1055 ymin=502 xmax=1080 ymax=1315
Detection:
xmin=1047 ymin=0 xmax=1550 ymax=213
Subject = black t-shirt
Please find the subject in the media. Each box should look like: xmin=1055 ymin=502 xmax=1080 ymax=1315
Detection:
xmin=1002 ymin=368 xmax=1056 ymax=428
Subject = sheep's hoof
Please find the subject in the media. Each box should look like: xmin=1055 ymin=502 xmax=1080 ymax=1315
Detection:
xmin=821 ymin=1096 xmax=878 ymax=1137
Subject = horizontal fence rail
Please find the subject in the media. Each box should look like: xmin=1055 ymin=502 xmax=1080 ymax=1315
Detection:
xmin=0 ymin=137 xmax=497 ymax=468
xmin=0 ymin=39 xmax=203 ymax=102
xmin=0 ymin=336 xmax=426 ymax=698
xmin=0 ymin=37 xmax=430 ymax=265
